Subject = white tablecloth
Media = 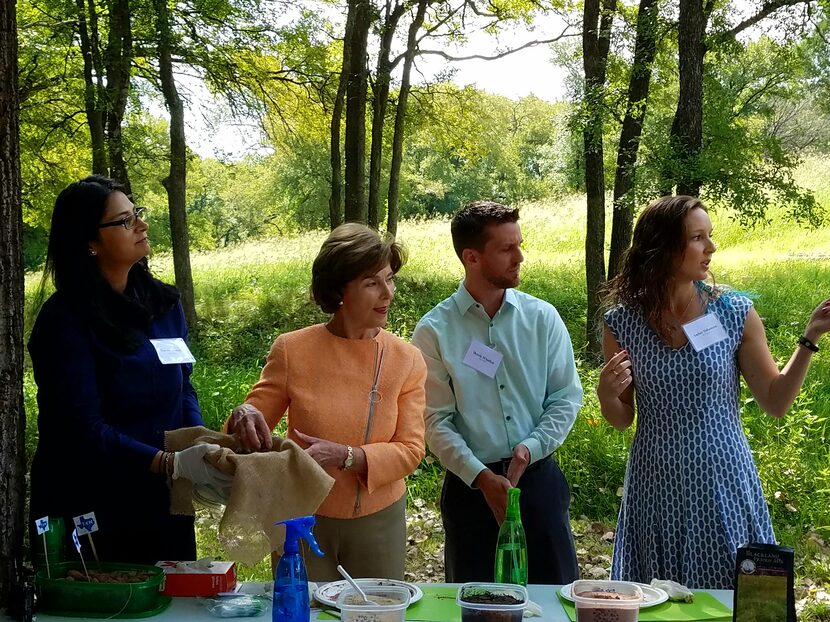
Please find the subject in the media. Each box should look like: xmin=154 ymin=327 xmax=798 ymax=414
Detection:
xmin=2 ymin=584 xmax=733 ymax=621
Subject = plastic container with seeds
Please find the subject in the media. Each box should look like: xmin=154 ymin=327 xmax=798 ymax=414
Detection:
xmin=571 ymin=580 xmax=643 ymax=622
xmin=35 ymin=561 xmax=169 ymax=618
xmin=457 ymin=583 xmax=528 ymax=622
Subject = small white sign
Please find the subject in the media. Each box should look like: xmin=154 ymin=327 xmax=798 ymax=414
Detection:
xmin=462 ymin=340 xmax=504 ymax=378
xmin=150 ymin=338 xmax=196 ymax=364
xmin=35 ymin=516 xmax=50 ymax=536
xmin=682 ymin=314 xmax=728 ymax=352
xmin=72 ymin=529 xmax=81 ymax=553
xmin=73 ymin=512 xmax=99 ymax=535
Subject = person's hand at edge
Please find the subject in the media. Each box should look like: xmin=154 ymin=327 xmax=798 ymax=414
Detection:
xmin=597 ymin=349 xmax=632 ymax=403
xmin=174 ymin=444 xmax=234 ymax=491
xmin=294 ymin=430 xmax=348 ymax=469
xmin=506 ymin=443 xmax=530 ymax=487
xmin=227 ymin=403 xmax=273 ymax=452
xmin=474 ymin=469 xmax=511 ymax=525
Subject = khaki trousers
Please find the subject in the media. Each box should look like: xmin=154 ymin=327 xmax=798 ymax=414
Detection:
xmin=302 ymin=495 xmax=407 ymax=582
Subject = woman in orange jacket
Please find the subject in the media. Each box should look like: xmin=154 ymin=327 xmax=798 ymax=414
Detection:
xmin=226 ymin=223 xmax=426 ymax=581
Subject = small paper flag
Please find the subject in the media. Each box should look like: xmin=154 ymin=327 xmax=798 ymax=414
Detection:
xmin=35 ymin=516 xmax=50 ymax=536
xmin=73 ymin=512 xmax=98 ymax=535
xmin=72 ymin=529 xmax=81 ymax=553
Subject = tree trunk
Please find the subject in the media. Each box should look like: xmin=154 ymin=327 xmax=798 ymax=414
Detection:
xmin=0 ymin=0 xmax=26 ymax=605
xmin=669 ymin=0 xmax=707 ymax=196
xmin=582 ymin=0 xmax=615 ymax=358
xmin=343 ymin=0 xmax=371 ymax=223
xmin=386 ymin=0 xmax=428 ymax=236
xmin=367 ymin=1 xmax=404 ymax=230
xmin=607 ymin=0 xmax=659 ymax=279
xmin=75 ymin=0 xmax=107 ymax=174
xmin=329 ymin=6 xmax=356 ymax=230
xmin=154 ymin=0 xmax=197 ymax=330
xmin=104 ymin=0 xmax=132 ymax=193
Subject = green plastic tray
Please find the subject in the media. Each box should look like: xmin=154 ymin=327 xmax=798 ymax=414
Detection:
xmin=39 ymin=596 xmax=173 ymax=619
xmin=36 ymin=561 xmax=166 ymax=616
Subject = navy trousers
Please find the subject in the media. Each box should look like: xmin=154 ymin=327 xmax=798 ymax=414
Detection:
xmin=441 ymin=456 xmax=579 ymax=584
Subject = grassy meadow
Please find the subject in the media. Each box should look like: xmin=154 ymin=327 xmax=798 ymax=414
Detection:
xmin=22 ymin=155 xmax=830 ymax=618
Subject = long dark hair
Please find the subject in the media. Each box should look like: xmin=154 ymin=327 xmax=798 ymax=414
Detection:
xmin=33 ymin=175 xmax=179 ymax=350
xmin=603 ymin=195 xmax=710 ymax=341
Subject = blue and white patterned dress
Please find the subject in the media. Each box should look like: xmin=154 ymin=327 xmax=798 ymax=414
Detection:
xmin=605 ymin=288 xmax=776 ymax=589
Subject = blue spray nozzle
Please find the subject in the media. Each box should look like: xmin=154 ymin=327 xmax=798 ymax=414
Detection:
xmin=276 ymin=516 xmax=324 ymax=557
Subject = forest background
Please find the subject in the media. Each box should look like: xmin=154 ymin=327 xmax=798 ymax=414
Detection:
xmin=1 ymin=0 xmax=830 ymax=615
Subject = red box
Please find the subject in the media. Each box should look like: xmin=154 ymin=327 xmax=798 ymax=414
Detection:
xmin=155 ymin=560 xmax=237 ymax=597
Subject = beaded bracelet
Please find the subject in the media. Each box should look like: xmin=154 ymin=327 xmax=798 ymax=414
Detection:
xmin=798 ymin=335 xmax=819 ymax=353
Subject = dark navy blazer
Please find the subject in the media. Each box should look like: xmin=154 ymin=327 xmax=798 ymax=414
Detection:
xmin=28 ymin=291 xmax=203 ymax=553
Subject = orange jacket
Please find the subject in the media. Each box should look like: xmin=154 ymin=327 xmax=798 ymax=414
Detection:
xmin=238 ymin=324 xmax=426 ymax=519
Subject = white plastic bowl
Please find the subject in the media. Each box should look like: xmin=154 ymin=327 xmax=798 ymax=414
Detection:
xmin=336 ymin=585 xmax=410 ymax=622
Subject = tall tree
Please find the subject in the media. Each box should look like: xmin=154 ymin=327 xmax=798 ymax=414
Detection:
xmin=154 ymin=0 xmax=197 ymax=329
xmin=75 ymin=0 xmax=107 ymax=174
xmin=386 ymin=0 xmax=427 ymax=235
xmin=330 ymin=8 xmax=355 ymax=230
xmin=0 ymin=0 xmax=25 ymax=606
xmin=666 ymin=0 xmax=809 ymax=195
xmin=582 ymin=0 xmax=615 ymax=356
xmin=73 ymin=0 xmax=133 ymax=188
xmin=104 ymin=0 xmax=133 ymax=192
xmin=607 ymin=0 xmax=660 ymax=278
xmin=343 ymin=0 xmax=373 ymax=222
xmin=668 ymin=0 xmax=708 ymax=196
xmin=367 ymin=0 xmax=405 ymax=229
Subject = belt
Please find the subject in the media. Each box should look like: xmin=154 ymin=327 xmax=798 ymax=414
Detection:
xmin=485 ymin=456 xmax=548 ymax=478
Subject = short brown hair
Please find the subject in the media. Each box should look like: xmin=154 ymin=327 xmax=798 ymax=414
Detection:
xmin=451 ymin=201 xmax=520 ymax=260
xmin=311 ymin=223 xmax=407 ymax=313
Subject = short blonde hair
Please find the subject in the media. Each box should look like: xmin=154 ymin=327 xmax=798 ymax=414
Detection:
xmin=311 ymin=223 xmax=406 ymax=313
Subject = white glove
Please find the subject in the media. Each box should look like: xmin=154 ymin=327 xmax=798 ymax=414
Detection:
xmin=650 ymin=579 xmax=694 ymax=603
xmin=173 ymin=444 xmax=233 ymax=489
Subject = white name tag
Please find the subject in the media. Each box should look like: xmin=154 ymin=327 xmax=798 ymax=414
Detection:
xmin=462 ymin=340 xmax=503 ymax=378
xmin=682 ymin=314 xmax=728 ymax=352
xmin=150 ymin=338 xmax=196 ymax=364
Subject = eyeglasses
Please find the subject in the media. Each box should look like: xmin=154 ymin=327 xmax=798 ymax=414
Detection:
xmin=98 ymin=206 xmax=147 ymax=230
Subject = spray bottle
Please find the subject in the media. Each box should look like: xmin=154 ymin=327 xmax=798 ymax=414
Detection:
xmin=273 ymin=516 xmax=325 ymax=622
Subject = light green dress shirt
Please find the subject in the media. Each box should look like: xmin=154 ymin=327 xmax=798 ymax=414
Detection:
xmin=411 ymin=282 xmax=583 ymax=487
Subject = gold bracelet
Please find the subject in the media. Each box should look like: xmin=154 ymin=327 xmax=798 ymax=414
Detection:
xmin=163 ymin=452 xmax=173 ymax=477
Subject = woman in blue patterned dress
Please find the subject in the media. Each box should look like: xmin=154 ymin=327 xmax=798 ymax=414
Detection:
xmin=597 ymin=195 xmax=830 ymax=589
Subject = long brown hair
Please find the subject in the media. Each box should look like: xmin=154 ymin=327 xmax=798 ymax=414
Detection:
xmin=603 ymin=195 xmax=709 ymax=341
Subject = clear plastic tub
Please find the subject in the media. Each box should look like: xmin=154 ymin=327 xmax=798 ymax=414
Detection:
xmin=336 ymin=585 xmax=410 ymax=622
xmin=571 ymin=580 xmax=643 ymax=622
xmin=456 ymin=583 xmax=528 ymax=622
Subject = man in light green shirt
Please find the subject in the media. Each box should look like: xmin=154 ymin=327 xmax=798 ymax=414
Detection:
xmin=412 ymin=201 xmax=582 ymax=584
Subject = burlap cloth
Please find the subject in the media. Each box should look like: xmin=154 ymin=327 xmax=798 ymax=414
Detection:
xmin=165 ymin=426 xmax=334 ymax=565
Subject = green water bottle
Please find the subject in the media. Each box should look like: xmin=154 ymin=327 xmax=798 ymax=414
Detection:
xmin=494 ymin=487 xmax=528 ymax=585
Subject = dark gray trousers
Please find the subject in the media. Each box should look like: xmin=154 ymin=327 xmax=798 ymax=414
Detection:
xmin=441 ymin=456 xmax=579 ymax=584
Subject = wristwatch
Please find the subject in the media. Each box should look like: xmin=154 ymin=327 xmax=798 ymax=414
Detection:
xmin=341 ymin=445 xmax=354 ymax=470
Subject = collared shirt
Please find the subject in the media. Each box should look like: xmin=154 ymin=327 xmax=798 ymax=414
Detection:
xmin=412 ymin=281 xmax=583 ymax=487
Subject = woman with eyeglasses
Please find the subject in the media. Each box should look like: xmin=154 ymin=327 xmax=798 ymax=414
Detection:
xmin=225 ymin=223 xmax=426 ymax=581
xmin=28 ymin=175 xmax=230 ymax=565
